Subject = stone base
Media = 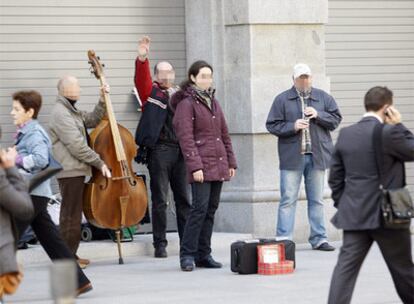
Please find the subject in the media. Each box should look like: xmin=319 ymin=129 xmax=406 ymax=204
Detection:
xmin=214 ymin=199 xmax=342 ymax=244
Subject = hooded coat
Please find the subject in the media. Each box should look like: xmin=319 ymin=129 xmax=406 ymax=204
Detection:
xmin=171 ymin=86 xmax=237 ymax=184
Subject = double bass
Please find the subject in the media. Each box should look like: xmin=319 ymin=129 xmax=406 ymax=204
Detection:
xmin=83 ymin=50 xmax=148 ymax=264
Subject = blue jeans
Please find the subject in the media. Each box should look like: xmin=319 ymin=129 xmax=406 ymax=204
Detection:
xmin=277 ymin=155 xmax=328 ymax=248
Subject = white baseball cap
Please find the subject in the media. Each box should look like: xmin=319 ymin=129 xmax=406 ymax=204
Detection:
xmin=293 ymin=63 xmax=312 ymax=79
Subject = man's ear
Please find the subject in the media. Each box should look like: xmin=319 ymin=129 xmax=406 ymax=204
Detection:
xmin=380 ymin=104 xmax=389 ymax=114
xmin=190 ymin=75 xmax=196 ymax=83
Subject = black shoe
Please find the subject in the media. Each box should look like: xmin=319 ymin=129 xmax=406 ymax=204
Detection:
xmin=154 ymin=247 xmax=168 ymax=258
xmin=180 ymin=257 xmax=194 ymax=272
xmin=17 ymin=242 xmax=29 ymax=250
xmin=27 ymin=236 xmax=38 ymax=245
xmin=195 ymin=256 xmax=222 ymax=268
xmin=314 ymin=242 xmax=335 ymax=251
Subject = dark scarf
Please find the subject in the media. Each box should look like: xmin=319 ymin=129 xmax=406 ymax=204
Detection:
xmin=65 ymin=97 xmax=78 ymax=109
xmin=192 ymin=85 xmax=214 ymax=109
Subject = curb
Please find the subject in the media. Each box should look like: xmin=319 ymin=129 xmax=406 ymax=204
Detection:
xmin=17 ymin=232 xmax=253 ymax=266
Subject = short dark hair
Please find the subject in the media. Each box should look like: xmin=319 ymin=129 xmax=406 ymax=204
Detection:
xmin=364 ymin=86 xmax=393 ymax=112
xmin=12 ymin=90 xmax=42 ymax=119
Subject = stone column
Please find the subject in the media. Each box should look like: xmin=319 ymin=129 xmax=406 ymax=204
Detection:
xmin=185 ymin=0 xmax=341 ymax=242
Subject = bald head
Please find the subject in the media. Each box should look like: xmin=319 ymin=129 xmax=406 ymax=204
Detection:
xmin=154 ymin=61 xmax=175 ymax=89
xmin=154 ymin=61 xmax=173 ymax=73
xmin=57 ymin=75 xmax=80 ymax=100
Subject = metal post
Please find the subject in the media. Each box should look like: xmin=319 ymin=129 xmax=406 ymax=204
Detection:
xmin=50 ymin=260 xmax=76 ymax=304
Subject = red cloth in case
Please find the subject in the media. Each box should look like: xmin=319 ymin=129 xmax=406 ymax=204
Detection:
xmin=257 ymin=244 xmax=294 ymax=275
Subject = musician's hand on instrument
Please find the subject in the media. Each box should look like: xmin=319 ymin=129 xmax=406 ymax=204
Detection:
xmin=295 ymin=119 xmax=309 ymax=132
xmin=138 ymin=36 xmax=150 ymax=61
xmin=101 ymin=164 xmax=112 ymax=178
xmin=304 ymin=107 xmax=318 ymax=119
xmin=99 ymin=84 xmax=110 ymax=99
xmin=193 ymin=170 xmax=204 ymax=183
xmin=229 ymin=168 xmax=236 ymax=178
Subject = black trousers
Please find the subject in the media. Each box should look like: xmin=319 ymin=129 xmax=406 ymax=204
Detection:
xmin=16 ymin=195 xmax=90 ymax=288
xmin=180 ymin=181 xmax=223 ymax=261
xmin=328 ymin=228 xmax=414 ymax=304
xmin=147 ymin=144 xmax=190 ymax=248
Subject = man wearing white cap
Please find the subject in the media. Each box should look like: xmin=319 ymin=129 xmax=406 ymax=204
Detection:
xmin=266 ymin=63 xmax=342 ymax=251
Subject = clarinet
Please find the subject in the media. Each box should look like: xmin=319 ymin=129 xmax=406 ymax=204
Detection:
xmin=299 ymin=90 xmax=312 ymax=154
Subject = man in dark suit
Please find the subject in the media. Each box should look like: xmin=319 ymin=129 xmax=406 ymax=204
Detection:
xmin=328 ymin=86 xmax=414 ymax=304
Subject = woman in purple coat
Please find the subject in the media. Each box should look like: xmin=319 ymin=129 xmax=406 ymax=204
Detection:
xmin=172 ymin=61 xmax=237 ymax=271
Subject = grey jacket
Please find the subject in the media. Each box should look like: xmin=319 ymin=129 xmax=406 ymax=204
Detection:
xmin=329 ymin=117 xmax=414 ymax=230
xmin=266 ymin=86 xmax=342 ymax=170
xmin=0 ymin=167 xmax=33 ymax=275
xmin=49 ymin=95 xmax=105 ymax=179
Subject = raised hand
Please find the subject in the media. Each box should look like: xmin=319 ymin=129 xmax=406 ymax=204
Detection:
xmin=138 ymin=36 xmax=151 ymax=61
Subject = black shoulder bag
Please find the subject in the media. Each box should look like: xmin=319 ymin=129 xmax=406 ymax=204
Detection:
xmin=29 ymin=155 xmax=63 ymax=192
xmin=372 ymin=123 xmax=413 ymax=229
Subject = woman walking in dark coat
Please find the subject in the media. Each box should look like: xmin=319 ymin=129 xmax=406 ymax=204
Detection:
xmin=171 ymin=60 xmax=237 ymax=271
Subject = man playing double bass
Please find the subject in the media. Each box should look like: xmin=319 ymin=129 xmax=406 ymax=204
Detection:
xmin=49 ymin=76 xmax=112 ymax=268
xmin=134 ymin=36 xmax=190 ymax=258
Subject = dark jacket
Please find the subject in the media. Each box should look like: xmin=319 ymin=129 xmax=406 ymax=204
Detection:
xmin=171 ymin=86 xmax=237 ymax=184
xmin=135 ymin=85 xmax=169 ymax=149
xmin=0 ymin=167 xmax=33 ymax=274
xmin=134 ymin=59 xmax=178 ymax=147
xmin=329 ymin=116 xmax=414 ymax=230
xmin=266 ymin=86 xmax=342 ymax=170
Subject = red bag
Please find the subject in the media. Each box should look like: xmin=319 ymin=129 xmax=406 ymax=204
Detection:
xmin=257 ymin=244 xmax=294 ymax=275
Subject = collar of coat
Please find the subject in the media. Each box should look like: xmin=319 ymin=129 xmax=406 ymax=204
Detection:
xmin=359 ymin=115 xmax=383 ymax=124
xmin=187 ymin=86 xmax=217 ymax=110
xmin=16 ymin=119 xmax=37 ymax=135
xmin=287 ymin=86 xmax=320 ymax=102
xmin=56 ymin=95 xmax=81 ymax=114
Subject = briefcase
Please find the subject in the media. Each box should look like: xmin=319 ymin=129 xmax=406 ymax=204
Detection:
xmin=230 ymin=238 xmax=295 ymax=274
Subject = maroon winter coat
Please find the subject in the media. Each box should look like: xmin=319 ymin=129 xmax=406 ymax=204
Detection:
xmin=171 ymin=86 xmax=237 ymax=184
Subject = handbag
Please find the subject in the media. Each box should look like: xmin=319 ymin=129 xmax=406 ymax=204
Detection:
xmin=373 ymin=123 xmax=413 ymax=229
xmin=29 ymin=154 xmax=63 ymax=192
